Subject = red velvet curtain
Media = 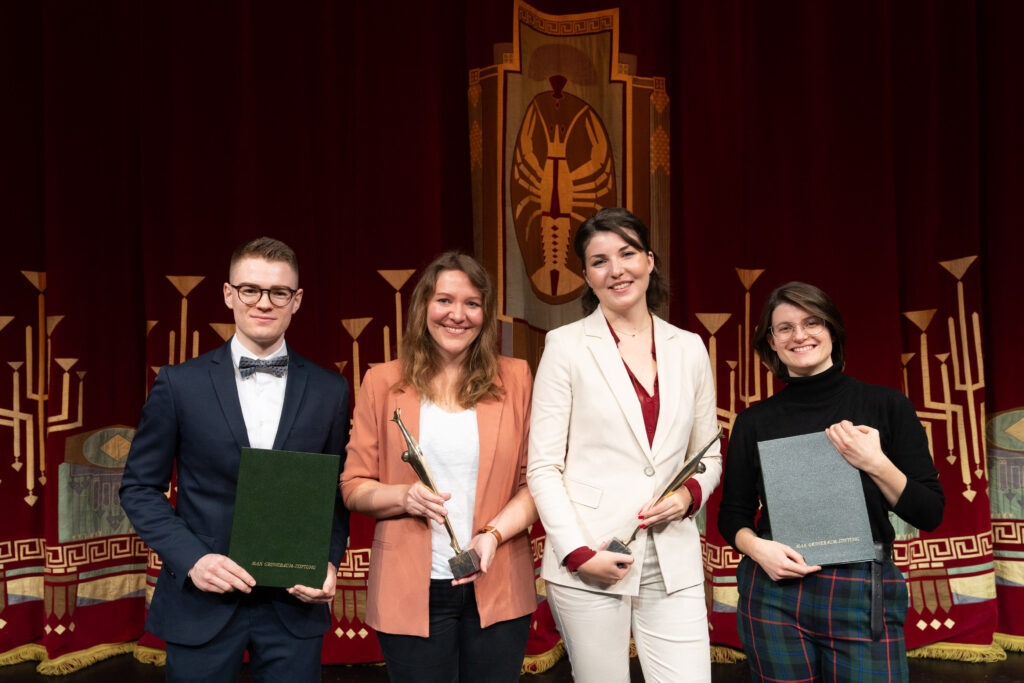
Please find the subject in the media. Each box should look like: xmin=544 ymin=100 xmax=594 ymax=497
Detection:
xmin=1 ymin=0 xmax=1021 ymax=673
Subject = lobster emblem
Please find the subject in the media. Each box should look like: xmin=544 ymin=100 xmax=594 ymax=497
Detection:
xmin=510 ymin=76 xmax=616 ymax=304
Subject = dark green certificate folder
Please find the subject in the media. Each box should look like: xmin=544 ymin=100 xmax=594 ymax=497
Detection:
xmin=229 ymin=448 xmax=340 ymax=588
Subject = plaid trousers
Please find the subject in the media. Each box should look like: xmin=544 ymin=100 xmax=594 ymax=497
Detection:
xmin=735 ymin=555 xmax=909 ymax=683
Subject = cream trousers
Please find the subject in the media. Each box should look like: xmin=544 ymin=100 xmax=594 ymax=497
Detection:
xmin=546 ymin=542 xmax=711 ymax=683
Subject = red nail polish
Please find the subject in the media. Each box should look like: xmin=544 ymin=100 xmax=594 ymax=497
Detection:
xmin=640 ymin=523 xmax=646 ymax=529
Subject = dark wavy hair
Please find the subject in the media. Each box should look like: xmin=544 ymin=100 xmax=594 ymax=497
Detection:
xmin=752 ymin=281 xmax=846 ymax=378
xmin=573 ymin=207 xmax=668 ymax=315
xmin=399 ymin=251 xmax=503 ymax=408
xmin=229 ymin=236 xmax=299 ymax=280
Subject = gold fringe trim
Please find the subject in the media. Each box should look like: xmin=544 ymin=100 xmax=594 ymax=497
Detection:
xmin=35 ymin=642 xmax=135 ymax=676
xmin=994 ymin=632 xmax=1024 ymax=653
xmin=518 ymin=640 xmax=748 ymax=673
xmin=906 ymin=640 xmax=1007 ymax=663
xmin=0 ymin=643 xmax=46 ymax=667
xmin=711 ymin=645 xmax=747 ymax=663
xmin=132 ymin=644 xmax=166 ymax=667
xmin=521 ymin=641 xmax=565 ymax=675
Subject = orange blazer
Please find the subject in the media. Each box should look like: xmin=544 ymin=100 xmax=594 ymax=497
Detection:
xmin=341 ymin=357 xmax=537 ymax=636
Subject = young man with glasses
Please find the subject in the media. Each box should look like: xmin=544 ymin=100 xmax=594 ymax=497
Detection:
xmin=120 ymin=237 xmax=350 ymax=682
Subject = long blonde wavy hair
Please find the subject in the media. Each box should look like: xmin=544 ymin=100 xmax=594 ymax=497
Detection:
xmin=399 ymin=252 xmax=503 ymax=408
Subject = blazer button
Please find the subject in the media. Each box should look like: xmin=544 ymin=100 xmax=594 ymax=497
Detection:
xmin=643 ymin=466 xmax=655 ymax=477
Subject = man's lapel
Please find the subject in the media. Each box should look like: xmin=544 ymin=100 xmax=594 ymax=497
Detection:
xmin=274 ymin=350 xmax=308 ymax=450
xmin=209 ymin=342 xmax=250 ymax=450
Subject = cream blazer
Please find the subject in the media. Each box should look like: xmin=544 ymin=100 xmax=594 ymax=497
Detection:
xmin=527 ymin=309 xmax=722 ymax=596
xmin=341 ymin=358 xmax=537 ymax=636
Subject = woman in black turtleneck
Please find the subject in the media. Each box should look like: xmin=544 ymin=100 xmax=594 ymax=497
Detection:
xmin=718 ymin=281 xmax=944 ymax=683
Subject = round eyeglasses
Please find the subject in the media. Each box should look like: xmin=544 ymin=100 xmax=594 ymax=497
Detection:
xmin=229 ymin=283 xmax=297 ymax=307
xmin=769 ymin=317 xmax=827 ymax=342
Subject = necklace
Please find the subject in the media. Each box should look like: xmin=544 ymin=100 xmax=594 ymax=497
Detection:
xmin=609 ymin=318 xmax=651 ymax=339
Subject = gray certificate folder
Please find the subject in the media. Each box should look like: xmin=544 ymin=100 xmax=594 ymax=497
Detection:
xmin=229 ymin=448 xmax=340 ymax=588
xmin=758 ymin=431 xmax=875 ymax=566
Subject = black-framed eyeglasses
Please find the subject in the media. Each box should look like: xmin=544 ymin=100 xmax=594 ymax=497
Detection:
xmin=229 ymin=283 xmax=298 ymax=307
xmin=769 ymin=317 xmax=827 ymax=342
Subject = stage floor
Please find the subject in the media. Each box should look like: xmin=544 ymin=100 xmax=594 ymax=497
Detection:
xmin=1 ymin=651 xmax=1022 ymax=682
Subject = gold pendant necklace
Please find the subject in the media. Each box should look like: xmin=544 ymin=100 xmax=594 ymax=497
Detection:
xmin=611 ymin=320 xmax=651 ymax=338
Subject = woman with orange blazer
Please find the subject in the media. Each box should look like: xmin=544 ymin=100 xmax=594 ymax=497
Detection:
xmin=341 ymin=252 xmax=537 ymax=683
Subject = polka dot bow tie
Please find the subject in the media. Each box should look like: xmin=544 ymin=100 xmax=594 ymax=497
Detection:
xmin=238 ymin=356 xmax=288 ymax=378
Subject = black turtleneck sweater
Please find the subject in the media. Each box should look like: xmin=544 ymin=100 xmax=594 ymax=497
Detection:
xmin=718 ymin=365 xmax=944 ymax=550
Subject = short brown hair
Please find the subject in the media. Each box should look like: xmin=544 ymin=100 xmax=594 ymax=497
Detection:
xmin=752 ymin=281 xmax=846 ymax=378
xmin=229 ymin=237 xmax=299 ymax=280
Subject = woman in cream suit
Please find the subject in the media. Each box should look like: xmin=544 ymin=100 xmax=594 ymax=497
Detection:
xmin=342 ymin=252 xmax=537 ymax=683
xmin=528 ymin=208 xmax=722 ymax=683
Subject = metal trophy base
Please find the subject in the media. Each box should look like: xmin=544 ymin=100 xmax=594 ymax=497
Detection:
xmin=605 ymin=537 xmax=633 ymax=569
xmin=601 ymin=427 xmax=721 ymax=570
xmin=605 ymin=538 xmax=632 ymax=556
xmin=449 ymin=548 xmax=482 ymax=578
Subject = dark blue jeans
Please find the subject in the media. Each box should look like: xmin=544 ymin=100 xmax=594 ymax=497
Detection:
xmin=376 ymin=580 xmax=531 ymax=683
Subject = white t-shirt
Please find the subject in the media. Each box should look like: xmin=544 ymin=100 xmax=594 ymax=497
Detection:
xmin=418 ymin=401 xmax=480 ymax=580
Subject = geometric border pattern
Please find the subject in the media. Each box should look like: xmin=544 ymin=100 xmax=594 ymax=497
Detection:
xmin=897 ymin=532 xmax=993 ymax=566
xmin=47 ymin=537 xmax=148 ymax=570
xmin=338 ymin=548 xmax=371 ymax=581
xmin=702 ymin=532 xmax=993 ymax=574
xmin=993 ymin=520 xmax=1024 ymax=546
xmin=703 ymin=541 xmax=743 ymax=572
xmin=0 ymin=538 xmax=45 ymax=564
xmin=0 ymin=537 xmax=149 ymax=569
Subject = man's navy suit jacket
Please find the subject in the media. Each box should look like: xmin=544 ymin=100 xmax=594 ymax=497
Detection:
xmin=120 ymin=342 xmax=350 ymax=646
